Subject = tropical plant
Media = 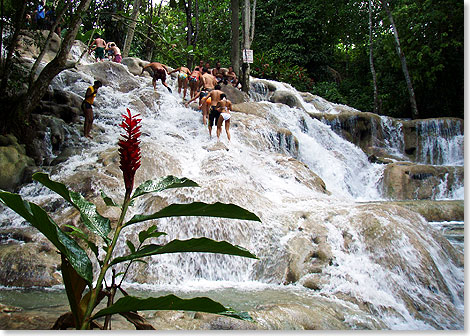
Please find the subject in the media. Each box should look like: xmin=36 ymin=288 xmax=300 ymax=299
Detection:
xmin=0 ymin=108 xmax=260 ymax=330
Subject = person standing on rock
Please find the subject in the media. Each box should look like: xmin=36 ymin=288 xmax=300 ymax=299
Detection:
xmin=216 ymin=94 xmax=232 ymax=141
xmin=81 ymin=80 xmax=102 ymax=139
xmin=89 ymin=35 xmax=107 ymax=62
xmin=141 ymin=62 xmax=172 ymax=93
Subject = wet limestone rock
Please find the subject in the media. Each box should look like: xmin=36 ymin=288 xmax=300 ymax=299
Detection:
xmin=121 ymin=57 xmax=150 ymax=76
xmin=0 ymin=242 xmax=61 ymax=287
xmin=382 ymin=162 xmax=464 ymax=200
xmin=269 ymin=90 xmax=304 ymax=109
xmin=16 ymin=30 xmax=61 ymax=62
xmin=0 ymin=134 xmax=35 ymax=191
xmin=220 ymin=83 xmax=249 ymax=104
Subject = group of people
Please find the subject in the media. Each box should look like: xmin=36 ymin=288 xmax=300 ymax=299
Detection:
xmin=26 ymin=1 xmax=61 ymax=35
xmin=140 ymin=60 xmax=234 ymax=142
xmin=81 ymin=59 xmax=236 ymax=142
xmin=89 ymin=36 xmax=122 ymax=63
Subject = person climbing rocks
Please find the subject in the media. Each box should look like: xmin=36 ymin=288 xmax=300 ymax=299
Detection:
xmin=141 ymin=62 xmax=172 ymax=93
xmin=106 ymin=43 xmax=122 ymax=63
xmin=89 ymin=35 xmax=107 ymax=62
xmin=216 ymin=93 xmax=232 ymax=141
xmin=186 ymin=87 xmax=210 ymax=125
xmin=201 ymin=84 xmax=224 ymax=138
xmin=188 ymin=67 xmax=201 ymax=99
xmin=81 ymin=80 xmax=102 ymax=139
xmin=168 ymin=66 xmax=191 ymax=99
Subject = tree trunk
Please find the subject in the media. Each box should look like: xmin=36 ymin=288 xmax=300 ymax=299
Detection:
xmin=369 ymin=0 xmax=379 ymax=114
xmin=382 ymin=0 xmax=418 ymax=119
xmin=29 ymin=0 xmax=72 ymax=87
xmin=16 ymin=0 xmax=93 ymax=122
xmin=230 ymin=0 xmax=240 ymax=76
xmin=122 ymin=0 xmax=142 ymax=57
xmin=241 ymin=0 xmax=255 ymax=93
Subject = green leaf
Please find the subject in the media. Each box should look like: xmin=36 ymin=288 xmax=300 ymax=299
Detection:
xmin=100 ymin=190 xmax=119 ymax=207
xmin=0 ymin=191 xmax=93 ymax=284
xmin=126 ymin=240 xmax=136 ymax=254
xmin=33 ymin=173 xmax=111 ymax=244
xmin=126 ymin=202 xmax=261 ymax=226
xmin=131 ymin=176 xmax=199 ymax=199
xmin=109 ymin=237 xmax=257 ymax=266
xmin=70 ymin=191 xmax=111 ymax=244
xmin=60 ymin=254 xmax=87 ymax=327
xmin=138 ymin=225 xmax=166 ymax=244
xmin=92 ymin=295 xmax=253 ymax=321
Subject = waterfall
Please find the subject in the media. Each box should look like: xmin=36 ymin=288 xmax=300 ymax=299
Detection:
xmin=415 ymin=119 xmax=464 ymax=165
xmin=0 ymin=59 xmax=463 ymax=330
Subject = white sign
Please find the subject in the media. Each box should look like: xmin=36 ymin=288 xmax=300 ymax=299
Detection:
xmin=242 ymin=49 xmax=253 ymax=63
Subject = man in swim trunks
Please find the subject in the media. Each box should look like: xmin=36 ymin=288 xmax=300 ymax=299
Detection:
xmin=201 ymin=84 xmax=224 ymax=138
xmin=168 ymin=66 xmax=191 ymax=99
xmin=89 ymin=35 xmax=107 ymax=62
xmin=81 ymin=80 xmax=102 ymax=139
xmin=216 ymin=93 xmax=233 ymax=141
xmin=201 ymin=67 xmax=217 ymax=91
xmin=107 ymin=43 xmax=122 ymax=63
xmin=141 ymin=62 xmax=172 ymax=93
xmin=188 ymin=67 xmax=201 ymax=99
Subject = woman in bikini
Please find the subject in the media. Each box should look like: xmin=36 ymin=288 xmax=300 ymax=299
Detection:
xmin=188 ymin=67 xmax=201 ymax=99
xmin=216 ymin=94 xmax=232 ymax=141
xmin=169 ymin=66 xmax=191 ymax=99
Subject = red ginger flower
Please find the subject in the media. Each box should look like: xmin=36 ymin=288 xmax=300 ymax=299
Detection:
xmin=118 ymin=108 xmax=142 ymax=195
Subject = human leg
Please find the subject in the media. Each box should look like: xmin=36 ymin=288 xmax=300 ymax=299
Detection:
xmin=216 ymin=115 xmax=224 ymax=140
xmin=225 ymin=119 xmax=231 ymax=141
xmin=83 ymin=106 xmax=93 ymax=138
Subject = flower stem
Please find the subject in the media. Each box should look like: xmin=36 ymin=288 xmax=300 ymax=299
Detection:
xmin=80 ymin=193 xmax=132 ymax=330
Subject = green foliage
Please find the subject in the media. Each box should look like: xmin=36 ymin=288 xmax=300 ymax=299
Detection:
xmin=0 ymin=173 xmax=260 ymax=329
xmin=92 ymin=295 xmax=253 ymax=321
xmin=312 ymin=82 xmax=344 ymax=104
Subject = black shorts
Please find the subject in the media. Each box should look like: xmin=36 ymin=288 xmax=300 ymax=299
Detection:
xmin=209 ymin=106 xmax=220 ymax=126
xmin=82 ymin=101 xmax=92 ymax=109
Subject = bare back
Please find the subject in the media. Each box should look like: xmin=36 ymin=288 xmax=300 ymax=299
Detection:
xmin=208 ymin=90 xmax=224 ymax=107
xmin=202 ymin=73 xmax=217 ymax=90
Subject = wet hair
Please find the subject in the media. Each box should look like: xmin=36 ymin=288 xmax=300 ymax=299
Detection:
xmin=202 ymin=67 xmax=208 ymax=73
xmin=94 ymin=80 xmax=102 ymax=87
xmin=195 ymin=67 xmax=200 ymax=71
xmin=215 ymin=84 xmax=221 ymax=90
xmin=220 ymin=93 xmax=226 ymax=99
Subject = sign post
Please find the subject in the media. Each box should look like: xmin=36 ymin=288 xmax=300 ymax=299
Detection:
xmin=242 ymin=49 xmax=253 ymax=64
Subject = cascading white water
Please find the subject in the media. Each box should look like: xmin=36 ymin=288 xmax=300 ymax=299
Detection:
xmin=0 ymin=60 xmax=464 ymax=329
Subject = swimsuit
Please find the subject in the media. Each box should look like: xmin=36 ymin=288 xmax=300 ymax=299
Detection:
xmin=114 ymin=54 xmax=122 ymax=63
xmin=190 ymin=75 xmax=199 ymax=83
xmin=221 ymin=113 xmax=231 ymax=121
xmin=95 ymin=47 xmax=105 ymax=59
xmin=178 ymin=72 xmax=188 ymax=80
xmin=209 ymin=106 xmax=220 ymax=126
xmin=206 ymin=97 xmax=212 ymax=105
